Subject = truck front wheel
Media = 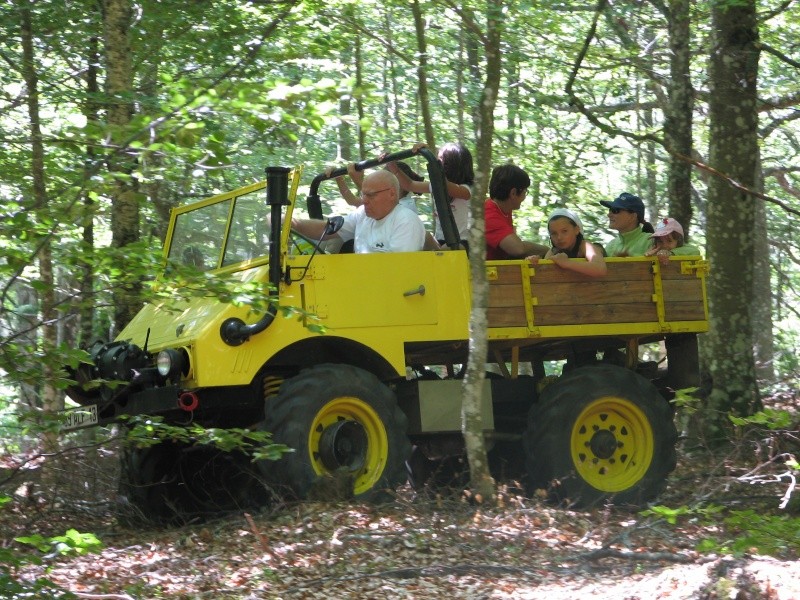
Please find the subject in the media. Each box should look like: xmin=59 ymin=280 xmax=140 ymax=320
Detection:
xmin=261 ymin=364 xmax=411 ymax=501
xmin=118 ymin=441 xmax=266 ymax=525
xmin=524 ymin=364 xmax=677 ymax=507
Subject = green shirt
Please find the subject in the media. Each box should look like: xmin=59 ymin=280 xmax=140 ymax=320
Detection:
xmin=606 ymin=225 xmax=653 ymax=257
xmin=671 ymin=244 xmax=701 ymax=256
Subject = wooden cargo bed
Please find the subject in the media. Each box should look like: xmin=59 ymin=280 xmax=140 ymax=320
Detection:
xmin=487 ymin=256 xmax=708 ymax=338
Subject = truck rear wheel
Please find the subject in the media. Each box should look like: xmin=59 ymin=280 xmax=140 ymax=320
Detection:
xmin=119 ymin=441 xmax=266 ymax=525
xmin=524 ymin=364 xmax=677 ymax=507
xmin=261 ymin=364 xmax=411 ymax=501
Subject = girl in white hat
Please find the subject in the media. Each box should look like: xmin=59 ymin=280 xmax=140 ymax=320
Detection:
xmin=529 ymin=208 xmax=607 ymax=277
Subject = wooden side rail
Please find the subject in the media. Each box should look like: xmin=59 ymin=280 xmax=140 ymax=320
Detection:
xmin=487 ymin=257 xmax=708 ymax=336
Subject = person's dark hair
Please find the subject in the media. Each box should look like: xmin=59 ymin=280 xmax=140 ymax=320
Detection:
xmin=641 ymin=220 xmax=655 ymax=233
xmin=489 ymin=164 xmax=530 ymax=201
xmin=438 ymin=143 xmax=474 ymax=185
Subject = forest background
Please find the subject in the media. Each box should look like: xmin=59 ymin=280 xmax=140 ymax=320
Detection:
xmin=0 ymin=0 xmax=799 ymax=595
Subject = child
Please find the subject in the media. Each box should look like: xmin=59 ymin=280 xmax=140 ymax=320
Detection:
xmin=388 ymin=142 xmax=474 ymax=243
xmin=644 ymin=217 xmax=701 ymax=265
xmin=485 ymin=164 xmax=549 ymax=259
xmin=529 ymin=208 xmax=607 ymax=277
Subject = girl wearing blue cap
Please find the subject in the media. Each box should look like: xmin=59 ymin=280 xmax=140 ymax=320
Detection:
xmin=529 ymin=208 xmax=607 ymax=277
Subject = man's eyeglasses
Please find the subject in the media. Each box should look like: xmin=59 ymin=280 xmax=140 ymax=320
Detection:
xmin=360 ymin=187 xmax=392 ymax=200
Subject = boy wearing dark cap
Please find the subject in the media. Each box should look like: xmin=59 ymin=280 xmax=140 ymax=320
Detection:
xmin=599 ymin=192 xmax=654 ymax=256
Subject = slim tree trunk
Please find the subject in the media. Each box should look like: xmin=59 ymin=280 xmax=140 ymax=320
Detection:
xmin=751 ymin=149 xmax=774 ymax=382
xmin=665 ymin=0 xmax=694 ymax=234
xmin=410 ymin=0 xmax=436 ymax=149
xmin=104 ymin=0 xmax=140 ymax=333
xmin=354 ymin=32 xmax=366 ymax=158
xmin=704 ymin=0 xmax=761 ymax=437
xmin=80 ymin=34 xmax=101 ymax=347
xmin=19 ymin=1 xmax=61 ymax=449
xmin=463 ymin=0 xmax=505 ymax=502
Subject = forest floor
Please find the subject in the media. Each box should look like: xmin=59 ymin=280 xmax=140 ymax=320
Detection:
xmin=3 ymin=438 xmax=800 ymax=600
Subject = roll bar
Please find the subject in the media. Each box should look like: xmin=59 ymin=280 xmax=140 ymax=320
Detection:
xmin=305 ymin=147 xmax=460 ymax=250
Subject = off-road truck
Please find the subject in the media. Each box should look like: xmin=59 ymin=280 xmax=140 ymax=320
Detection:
xmin=65 ymin=148 xmax=709 ymax=523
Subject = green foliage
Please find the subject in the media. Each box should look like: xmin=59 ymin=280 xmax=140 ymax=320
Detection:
xmin=729 ymin=408 xmax=795 ymax=430
xmin=0 ymin=496 xmax=78 ymax=599
xmin=698 ymin=511 xmax=800 ymax=558
xmin=643 ymin=503 xmax=800 ymax=558
xmin=0 ymin=574 xmax=77 ymax=600
xmin=15 ymin=529 xmax=102 ymax=558
xmin=671 ymin=387 xmax=701 ymax=414
xmin=122 ymin=415 xmax=292 ymax=462
xmin=640 ymin=503 xmax=724 ymax=525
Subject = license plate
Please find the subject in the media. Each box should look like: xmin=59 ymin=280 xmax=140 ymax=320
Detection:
xmin=62 ymin=405 xmax=99 ymax=431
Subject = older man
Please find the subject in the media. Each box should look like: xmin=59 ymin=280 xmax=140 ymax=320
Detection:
xmin=293 ymin=170 xmax=426 ymax=253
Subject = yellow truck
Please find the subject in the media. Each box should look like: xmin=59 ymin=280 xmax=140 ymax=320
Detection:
xmin=66 ymin=148 xmax=709 ymax=523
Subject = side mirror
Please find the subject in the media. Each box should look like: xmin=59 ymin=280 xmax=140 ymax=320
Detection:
xmin=325 ymin=216 xmax=344 ymax=235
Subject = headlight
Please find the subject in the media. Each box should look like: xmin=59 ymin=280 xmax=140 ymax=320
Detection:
xmin=156 ymin=349 xmax=184 ymax=382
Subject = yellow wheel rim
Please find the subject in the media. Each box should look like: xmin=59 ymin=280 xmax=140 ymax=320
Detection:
xmin=309 ymin=396 xmax=388 ymax=496
xmin=570 ymin=396 xmax=654 ymax=493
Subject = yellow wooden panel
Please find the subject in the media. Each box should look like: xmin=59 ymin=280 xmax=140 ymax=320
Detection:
xmin=488 ymin=307 xmax=528 ymax=328
xmin=534 ymin=302 xmax=658 ymax=326
xmin=488 ymin=264 xmax=524 ymax=284
xmin=532 ymin=280 xmax=654 ymax=307
xmin=662 ymin=279 xmax=703 ymax=303
xmin=489 ymin=285 xmax=525 ymax=308
xmin=664 ymin=302 xmax=707 ymax=322
xmin=531 ymin=259 xmax=653 ymax=284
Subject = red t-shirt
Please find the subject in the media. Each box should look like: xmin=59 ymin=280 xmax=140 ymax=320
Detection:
xmin=485 ymin=199 xmax=515 ymax=260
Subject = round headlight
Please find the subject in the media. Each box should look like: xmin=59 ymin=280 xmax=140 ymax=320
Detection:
xmin=156 ymin=350 xmax=173 ymax=376
xmin=156 ymin=349 xmax=183 ymax=381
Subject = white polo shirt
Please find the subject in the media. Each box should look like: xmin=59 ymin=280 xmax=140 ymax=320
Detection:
xmin=338 ymin=204 xmax=426 ymax=253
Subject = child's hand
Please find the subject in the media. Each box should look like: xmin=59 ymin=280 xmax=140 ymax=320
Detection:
xmin=527 ymin=255 xmax=540 ymax=266
xmin=551 ymin=252 xmax=568 ymax=266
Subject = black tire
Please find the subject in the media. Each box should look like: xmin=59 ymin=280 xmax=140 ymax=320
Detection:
xmin=118 ymin=441 xmax=267 ymax=525
xmin=524 ymin=364 xmax=677 ymax=507
xmin=260 ymin=364 xmax=411 ymax=502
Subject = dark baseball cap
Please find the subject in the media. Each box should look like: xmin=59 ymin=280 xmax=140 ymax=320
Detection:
xmin=600 ymin=192 xmax=644 ymax=215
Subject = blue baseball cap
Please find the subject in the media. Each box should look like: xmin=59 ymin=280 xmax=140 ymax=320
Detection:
xmin=600 ymin=192 xmax=644 ymax=217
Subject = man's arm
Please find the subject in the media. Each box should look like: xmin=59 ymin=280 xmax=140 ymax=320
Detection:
xmin=498 ymin=234 xmax=548 ymax=258
xmin=291 ymin=218 xmax=335 ymax=240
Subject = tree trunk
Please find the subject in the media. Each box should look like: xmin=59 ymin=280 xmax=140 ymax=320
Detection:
xmin=463 ymin=0 xmax=505 ymax=502
xmin=104 ymin=0 xmax=140 ymax=333
xmin=80 ymin=34 xmax=101 ymax=347
xmin=456 ymin=32 xmax=466 ymax=142
xmin=751 ymin=149 xmax=774 ymax=383
xmin=410 ymin=0 xmax=436 ymax=149
xmin=19 ymin=1 xmax=61 ymax=450
xmin=665 ymin=0 xmax=694 ymax=234
xmin=704 ymin=0 xmax=761 ymax=437
xmin=354 ymin=31 xmax=366 ymax=158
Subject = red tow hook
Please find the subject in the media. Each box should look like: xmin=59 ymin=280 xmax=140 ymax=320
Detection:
xmin=178 ymin=391 xmax=199 ymax=412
